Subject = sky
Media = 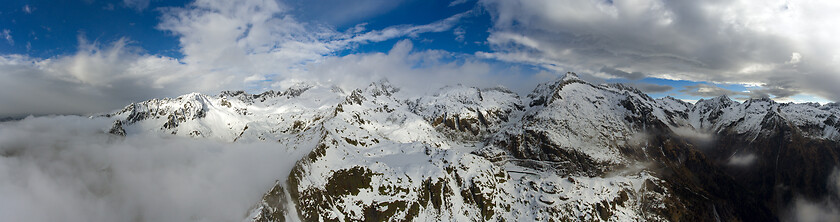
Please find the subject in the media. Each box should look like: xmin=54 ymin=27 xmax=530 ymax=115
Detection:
xmin=1 ymin=0 xmax=838 ymax=117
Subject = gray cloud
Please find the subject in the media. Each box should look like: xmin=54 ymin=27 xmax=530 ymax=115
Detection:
xmin=627 ymin=82 xmax=673 ymax=93
xmin=679 ymin=83 xmax=800 ymax=100
xmin=786 ymin=199 xmax=840 ymax=222
xmin=0 ymin=116 xmax=303 ymax=222
xmin=679 ymin=84 xmax=744 ymax=98
xmin=600 ymin=66 xmax=645 ymax=80
xmin=782 ymin=168 xmax=840 ymax=222
xmin=750 ymin=78 xmax=800 ymax=98
xmin=0 ymin=38 xmax=203 ymax=117
xmin=727 ymin=153 xmax=757 ymax=166
xmin=478 ymin=0 xmax=840 ymax=102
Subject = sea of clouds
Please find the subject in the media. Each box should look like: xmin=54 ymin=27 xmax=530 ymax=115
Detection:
xmin=0 ymin=116 xmax=300 ymax=222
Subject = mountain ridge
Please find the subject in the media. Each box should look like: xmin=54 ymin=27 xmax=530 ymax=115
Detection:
xmin=101 ymin=72 xmax=839 ymax=221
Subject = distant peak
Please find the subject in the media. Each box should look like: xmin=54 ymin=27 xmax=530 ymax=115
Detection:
xmin=178 ymin=92 xmax=207 ymax=100
xmin=527 ymin=72 xmax=590 ymax=107
xmin=366 ymin=78 xmax=400 ymax=97
xmin=696 ymin=94 xmax=737 ymax=108
xmin=701 ymin=94 xmax=732 ymax=103
xmin=220 ymin=90 xmax=246 ymax=98
xmin=281 ymin=83 xmax=313 ymax=98
xmin=562 ymin=72 xmax=580 ymax=82
xmin=662 ymin=96 xmax=688 ymax=103
xmin=745 ymin=97 xmax=775 ymax=104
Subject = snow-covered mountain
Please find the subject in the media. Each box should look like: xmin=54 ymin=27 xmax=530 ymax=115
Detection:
xmin=101 ymin=72 xmax=840 ymax=221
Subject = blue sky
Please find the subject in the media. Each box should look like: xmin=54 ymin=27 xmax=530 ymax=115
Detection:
xmin=0 ymin=0 xmax=837 ymax=116
xmin=1 ymin=0 xmax=187 ymax=57
xmin=1 ymin=0 xmax=491 ymax=58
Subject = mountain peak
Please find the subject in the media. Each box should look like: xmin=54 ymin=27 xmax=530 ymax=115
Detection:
xmin=744 ymin=97 xmax=775 ymax=104
xmin=561 ymin=71 xmax=580 ymax=82
xmin=696 ymin=94 xmax=736 ymax=106
xmin=178 ymin=92 xmax=207 ymax=100
xmin=366 ymin=79 xmax=400 ymax=97
xmin=527 ymin=72 xmax=590 ymax=107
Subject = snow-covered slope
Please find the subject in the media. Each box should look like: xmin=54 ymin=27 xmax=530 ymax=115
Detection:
xmin=407 ymin=85 xmax=523 ymax=141
xmin=97 ymin=72 xmax=839 ymax=221
xmin=691 ymin=96 xmax=840 ymax=141
xmin=108 ymin=83 xmax=344 ymax=142
xmin=254 ymin=80 xmax=672 ymax=221
xmin=479 ymin=73 xmax=698 ymax=173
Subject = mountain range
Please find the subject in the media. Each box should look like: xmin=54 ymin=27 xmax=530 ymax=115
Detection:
xmin=102 ymin=72 xmax=840 ymax=221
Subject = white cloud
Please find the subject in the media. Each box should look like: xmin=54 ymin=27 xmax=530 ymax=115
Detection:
xmin=156 ymin=0 xmax=474 ymax=86
xmin=0 ymin=116 xmax=304 ymax=222
xmin=787 ymin=199 xmax=840 ymax=222
xmin=449 ymin=0 xmax=470 ymax=7
xmin=1 ymin=29 xmax=12 ymax=45
xmin=727 ymin=153 xmax=757 ymax=166
xmin=281 ymin=39 xmax=547 ymax=96
xmin=22 ymin=5 xmax=34 ymax=14
xmin=453 ymin=26 xmax=466 ymax=42
xmin=788 ymin=52 xmax=802 ymax=64
xmin=123 ymin=0 xmax=151 ymax=11
xmin=0 ymin=37 xmax=207 ymax=117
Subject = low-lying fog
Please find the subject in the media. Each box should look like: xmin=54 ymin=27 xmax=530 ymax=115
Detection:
xmin=0 ymin=116 xmax=299 ymax=222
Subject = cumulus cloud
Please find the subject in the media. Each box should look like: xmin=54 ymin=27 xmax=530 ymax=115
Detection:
xmin=0 ymin=116 xmax=304 ymax=222
xmin=282 ymin=39 xmax=548 ymax=96
xmin=154 ymin=0 xmax=477 ymax=90
xmin=0 ymin=37 xmax=204 ymax=117
xmin=477 ymin=0 xmax=840 ymax=102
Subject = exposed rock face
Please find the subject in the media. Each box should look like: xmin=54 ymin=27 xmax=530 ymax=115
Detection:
xmin=108 ymin=120 xmax=126 ymax=136
xmin=104 ymin=73 xmax=840 ymax=221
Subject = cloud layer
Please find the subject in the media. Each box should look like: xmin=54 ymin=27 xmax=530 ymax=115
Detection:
xmin=478 ymin=0 xmax=840 ymax=101
xmin=0 ymin=116 xmax=303 ymax=222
